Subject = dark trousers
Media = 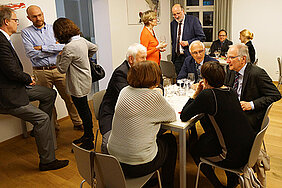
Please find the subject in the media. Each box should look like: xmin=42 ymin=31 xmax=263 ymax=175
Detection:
xmin=173 ymin=54 xmax=186 ymax=75
xmin=120 ymin=133 xmax=177 ymax=188
xmin=189 ymin=126 xmax=238 ymax=188
xmin=71 ymin=95 xmax=94 ymax=138
xmin=0 ymin=85 xmax=57 ymax=164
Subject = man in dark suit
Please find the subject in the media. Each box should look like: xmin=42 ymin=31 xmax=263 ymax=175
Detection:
xmin=171 ymin=4 xmax=206 ymax=75
xmin=177 ymin=41 xmax=217 ymax=82
xmin=225 ymin=44 xmax=281 ymax=133
xmin=0 ymin=6 xmax=68 ymax=171
xmin=210 ymin=29 xmax=233 ymax=57
xmin=99 ymin=43 xmax=147 ymax=153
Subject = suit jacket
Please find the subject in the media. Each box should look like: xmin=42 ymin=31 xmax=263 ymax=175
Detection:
xmin=177 ymin=55 xmax=217 ymax=81
xmin=210 ymin=39 xmax=233 ymax=57
xmin=0 ymin=31 xmax=32 ymax=109
xmin=98 ymin=60 xmax=130 ymax=135
xmin=224 ymin=63 xmax=281 ymax=132
xmin=246 ymin=41 xmax=256 ymax=63
xmin=140 ymin=27 xmax=160 ymax=65
xmin=171 ymin=15 xmax=206 ymax=62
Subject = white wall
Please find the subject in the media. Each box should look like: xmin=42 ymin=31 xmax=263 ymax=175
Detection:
xmin=232 ymin=0 xmax=282 ymax=80
xmin=0 ymin=0 xmax=68 ymax=143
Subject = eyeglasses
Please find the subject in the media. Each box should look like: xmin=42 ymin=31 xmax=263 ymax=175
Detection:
xmin=218 ymin=35 xmax=226 ymax=37
xmin=226 ymin=55 xmax=240 ymax=60
xmin=191 ymin=50 xmax=204 ymax=55
xmin=11 ymin=18 xmax=19 ymax=23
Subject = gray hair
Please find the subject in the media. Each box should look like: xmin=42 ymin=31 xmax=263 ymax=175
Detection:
xmin=230 ymin=43 xmax=250 ymax=62
xmin=0 ymin=6 xmax=14 ymax=27
xmin=126 ymin=43 xmax=147 ymax=61
xmin=189 ymin=40 xmax=205 ymax=52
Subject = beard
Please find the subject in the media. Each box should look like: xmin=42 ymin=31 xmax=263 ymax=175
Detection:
xmin=34 ymin=20 xmax=44 ymax=28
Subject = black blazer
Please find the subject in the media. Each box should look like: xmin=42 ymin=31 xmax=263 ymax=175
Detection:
xmin=98 ymin=60 xmax=130 ymax=135
xmin=0 ymin=32 xmax=32 ymax=109
xmin=224 ymin=63 xmax=281 ymax=132
xmin=245 ymin=41 xmax=256 ymax=63
xmin=171 ymin=15 xmax=206 ymax=62
xmin=210 ymin=39 xmax=233 ymax=57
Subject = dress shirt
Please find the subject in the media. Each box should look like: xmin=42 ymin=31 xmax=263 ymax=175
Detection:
xmin=237 ymin=63 xmax=254 ymax=109
xmin=21 ymin=23 xmax=64 ymax=67
xmin=176 ymin=16 xmax=185 ymax=54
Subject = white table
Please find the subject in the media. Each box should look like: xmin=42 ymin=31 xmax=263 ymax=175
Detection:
xmin=162 ymin=95 xmax=203 ymax=188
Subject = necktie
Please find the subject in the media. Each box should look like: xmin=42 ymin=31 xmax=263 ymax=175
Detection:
xmin=233 ymin=72 xmax=240 ymax=93
xmin=176 ymin=22 xmax=182 ymax=56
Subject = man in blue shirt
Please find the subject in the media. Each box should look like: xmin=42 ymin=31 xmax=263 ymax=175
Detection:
xmin=21 ymin=5 xmax=82 ymax=131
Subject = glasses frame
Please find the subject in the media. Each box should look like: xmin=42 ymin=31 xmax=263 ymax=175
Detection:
xmin=226 ymin=55 xmax=241 ymax=60
xmin=10 ymin=18 xmax=19 ymax=23
xmin=191 ymin=49 xmax=205 ymax=55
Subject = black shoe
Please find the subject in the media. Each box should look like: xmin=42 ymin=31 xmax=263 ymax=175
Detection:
xmin=79 ymin=141 xmax=94 ymax=150
xmin=39 ymin=159 xmax=69 ymax=171
xmin=30 ymin=129 xmax=35 ymax=137
xmin=73 ymin=135 xmax=94 ymax=144
xmin=73 ymin=124 xmax=84 ymax=130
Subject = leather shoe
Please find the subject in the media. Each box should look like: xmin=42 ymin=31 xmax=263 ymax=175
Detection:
xmin=39 ymin=159 xmax=69 ymax=171
xmin=73 ymin=135 xmax=94 ymax=144
xmin=73 ymin=124 xmax=84 ymax=130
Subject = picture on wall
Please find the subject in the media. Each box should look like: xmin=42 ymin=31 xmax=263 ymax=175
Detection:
xmin=127 ymin=0 xmax=160 ymax=25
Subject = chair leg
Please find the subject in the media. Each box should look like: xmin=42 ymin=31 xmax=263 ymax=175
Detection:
xmin=94 ymin=129 xmax=99 ymax=151
xmin=80 ymin=179 xmax=86 ymax=188
xmin=195 ymin=161 xmax=203 ymax=188
xmin=156 ymin=170 xmax=162 ymax=188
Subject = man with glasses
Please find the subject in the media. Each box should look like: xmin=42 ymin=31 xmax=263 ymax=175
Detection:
xmin=0 ymin=5 xmax=69 ymax=171
xmin=225 ymin=44 xmax=281 ymax=133
xmin=210 ymin=29 xmax=233 ymax=57
xmin=171 ymin=4 xmax=206 ymax=75
xmin=177 ymin=41 xmax=217 ymax=82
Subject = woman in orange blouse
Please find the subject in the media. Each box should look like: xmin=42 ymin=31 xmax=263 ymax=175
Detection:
xmin=140 ymin=10 xmax=167 ymax=65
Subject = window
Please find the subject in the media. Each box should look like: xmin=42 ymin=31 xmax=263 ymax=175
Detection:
xmin=186 ymin=0 xmax=214 ymax=44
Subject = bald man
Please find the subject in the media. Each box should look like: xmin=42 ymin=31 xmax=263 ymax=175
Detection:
xmin=171 ymin=4 xmax=206 ymax=75
xmin=21 ymin=5 xmax=83 ymax=131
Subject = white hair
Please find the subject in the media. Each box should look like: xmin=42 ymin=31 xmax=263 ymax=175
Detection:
xmin=189 ymin=40 xmax=205 ymax=52
xmin=229 ymin=43 xmax=250 ymax=62
xmin=126 ymin=43 xmax=147 ymax=61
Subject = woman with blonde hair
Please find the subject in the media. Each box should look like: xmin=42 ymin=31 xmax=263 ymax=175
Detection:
xmin=240 ymin=29 xmax=256 ymax=63
xmin=140 ymin=10 xmax=167 ymax=65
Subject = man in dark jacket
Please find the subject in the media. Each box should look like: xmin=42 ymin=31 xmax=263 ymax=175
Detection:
xmin=99 ymin=43 xmax=147 ymax=153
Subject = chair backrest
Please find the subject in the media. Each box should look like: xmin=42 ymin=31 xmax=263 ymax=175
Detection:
xmin=72 ymin=143 xmax=95 ymax=187
xmin=261 ymin=103 xmax=273 ymax=130
xmin=278 ymin=57 xmax=282 ymax=77
xmin=94 ymin=152 xmax=127 ymax=188
xmin=247 ymin=119 xmax=269 ymax=168
xmin=160 ymin=60 xmax=177 ymax=78
xmin=92 ymin=90 xmax=106 ymax=120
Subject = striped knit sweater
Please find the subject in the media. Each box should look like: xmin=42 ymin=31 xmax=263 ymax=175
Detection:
xmin=107 ymin=86 xmax=176 ymax=165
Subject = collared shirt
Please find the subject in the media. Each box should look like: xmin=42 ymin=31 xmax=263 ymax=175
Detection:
xmin=237 ymin=63 xmax=255 ymax=110
xmin=21 ymin=23 xmax=65 ymax=67
xmin=176 ymin=16 xmax=185 ymax=54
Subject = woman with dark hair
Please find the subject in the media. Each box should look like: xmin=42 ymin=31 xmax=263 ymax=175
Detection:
xmin=181 ymin=61 xmax=255 ymax=188
xmin=107 ymin=61 xmax=177 ymax=187
xmin=53 ymin=18 xmax=98 ymax=150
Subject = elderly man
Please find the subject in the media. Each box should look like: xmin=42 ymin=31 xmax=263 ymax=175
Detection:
xmin=177 ymin=41 xmax=217 ymax=82
xmin=225 ymin=44 xmax=281 ymax=133
xmin=0 ymin=6 xmax=68 ymax=171
xmin=171 ymin=4 xmax=206 ymax=75
xmin=21 ymin=5 xmax=82 ymax=131
xmin=99 ymin=43 xmax=147 ymax=153
xmin=210 ymin=29 xmax=233 ymax=57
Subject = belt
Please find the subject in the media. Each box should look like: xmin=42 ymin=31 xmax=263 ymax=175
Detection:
xmin=33 ymin=65 xmax=57 ymax=70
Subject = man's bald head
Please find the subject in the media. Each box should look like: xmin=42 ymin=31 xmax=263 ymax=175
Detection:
xmin=26 ymin=5 xmax=44 ymax=28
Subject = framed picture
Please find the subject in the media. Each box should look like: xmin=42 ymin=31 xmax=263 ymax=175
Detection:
xmin=126 ymin=0 xmax=160 ymax=25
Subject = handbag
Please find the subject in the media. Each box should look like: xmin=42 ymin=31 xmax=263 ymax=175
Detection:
xmin=89 ymin=58 xmax=105 ymax=82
